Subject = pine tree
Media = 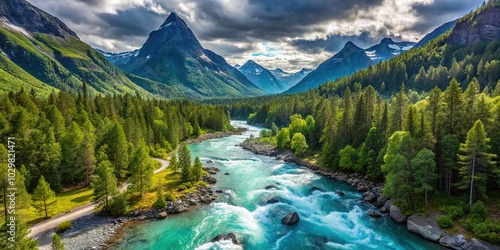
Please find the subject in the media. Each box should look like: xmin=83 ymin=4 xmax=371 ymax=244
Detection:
xmin=169 ymin=153 xmax=179 ymax=172
xmin=192 ymin=157 xmax=203 ymax=182
xmin=458 ymin=120 xmax=497 ymax=206
xmin=442 ymin=79 xmax=464 ymax=136
xmin=103 ymin=123 xmax=130 ymax=179
xmin=440 ymin=135 xmax=460 ymax=196
xmin=32 ymin=176 xmax=57 ymax=218
xmin=271 ymin=122 xmax=279 ymax=136
xmin=178 ymin=142 xmax=192 ymax=183
xmin=411 ymin=148 xmax=437 ymax=208
xmin=0 ymin=217 xmax=38 ymax=250
xmin=388 ymin=85 xmax=409 ymax=135
xmin=91 ymin=148 xmax=118 ymax=210
xmin=51 ymin=233 xmax=65 ymax=250
xmin=130 ymin=145 xmax=154 ymax=196
xmin=60 ymin=122 xmax=84 ymax=184
xmin=152 ymin=182 xmax=166 ymax=209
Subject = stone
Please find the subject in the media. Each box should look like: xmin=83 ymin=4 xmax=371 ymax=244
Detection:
xmin=363 ymin=192 xmax=376 ymax=202
xmin=267 ymin=198 xmax=279 ymax=204
xmin=215 ymin=190 xmax=223 ymax=193
xmin=380 ymin=200 xmax=392 ymax=213
xmin=310 ymin=187 xmax=323 ymax=193
xmin=158 ymin=212 xmax=168 ymax=218
xmin=335 ymin=190 xmax=345 ymax=196
xmin=368 ymin=210 xmax=382 ymax=218
xmin=207 ymin=160 xmax=213 ymax=163
xmin=211 ymin=233 xmax=241 ymax=246
xmin=375 ymin=194 xmax=388 ymax=207
xmin=461 ymin=238 xmax=500 ymax=250
xmin=265 ymin=184 xmax=277 ymax=190
xmin=439 ymin=234 xmax=466 ymax=249
xmin=407 ymin=215 xmax=443 ymax=242
xmin=224 ymin=173 xmax=230 ymax=175
xmin=281 ymin=212 xmax=300 ymax=225
xmin=389 ymin=205 xmax=407 ymax=223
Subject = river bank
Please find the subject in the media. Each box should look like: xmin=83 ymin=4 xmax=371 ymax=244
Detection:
xmin=239 ymin=138 xmax=500 ymax=250
xmin=35 ymin=129 xmax=246 ymax=250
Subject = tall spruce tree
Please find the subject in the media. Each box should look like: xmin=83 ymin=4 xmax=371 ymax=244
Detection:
xmin=32 ymin=176 xmax=57 ymax=218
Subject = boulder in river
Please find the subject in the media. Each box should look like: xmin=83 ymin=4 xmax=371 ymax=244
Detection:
xmin=265 ymin=184 xmax=277 ymax=190
xmin=439 ymin=234 xmax=466 ymax=249
xmin=211 ymin=233 xmax=241 ymax=246
xmin=310 ymin=187 xmax=323 ymax=193
xmin=407 ymin=215 xmax=443 ymax=242
xmin=335 ymin=190 xmax=345 ymax=196
xmin=368 ymin=210 xmax=382 ymax=218
xmin=267 ymin=198 xmax=279 ymax=204
xmin=158 ymin=212 xmax=168 ymax=218
xmin=460 ymin=237 xmax=500 ymax=250
xmin=380 ymin=200 xmax=392 ymax=213
xmin=281 ymin=212 xmax=300 ymax=225
xmin=363 ymin=192 xmax=376 ymax=202
xmin=375 ymin=195 xmax=388 ymax=207
xmin=389 ymin=205 xmax=407 ymax=223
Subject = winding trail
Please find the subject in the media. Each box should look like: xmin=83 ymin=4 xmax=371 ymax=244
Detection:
xmin=28 ymin=158 xmax=169 ymax=237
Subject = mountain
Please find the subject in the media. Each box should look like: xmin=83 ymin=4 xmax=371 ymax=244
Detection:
xmin=238 ymin=60 xmax=287 ymax=94
xmin=364 ymin=38 xmax=416 ymax=62
xmin=271 ymin=68 xmax=312 ymax=89
xmin=112 ymin=12 xmax=264 ymax=99
xmin=317 ymin=3 xmax=500 ymax=96
xmin=414 ymin=19 xmax=458 ymax=48
xmin=0 ymin=0 xmax=155 ymax=97
xmin=286 ymin=41 xmax=374 ymax=94
xmin=96 ymin=49 xmax=139 ymax=67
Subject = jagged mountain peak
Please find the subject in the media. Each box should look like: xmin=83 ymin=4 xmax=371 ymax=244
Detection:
xmin=0 ymin=0 xmax=78 ymax=38
xmin=343 ymin=41 xmax=361 ymax=50
xmin=160 ymin=12 xmax=187 ymax=28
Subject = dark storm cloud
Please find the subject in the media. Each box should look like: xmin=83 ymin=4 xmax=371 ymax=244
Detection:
xmin=98 ymin=7 xmax=165 ymax=37
xmin=409 ymin=0 xmax=483 ymax=33
xmin=189 ymin=0 xmax=385 ymax=42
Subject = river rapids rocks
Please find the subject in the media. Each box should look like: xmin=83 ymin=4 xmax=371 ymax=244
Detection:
xmin=281 ymin=212 xmax=300 ymax=225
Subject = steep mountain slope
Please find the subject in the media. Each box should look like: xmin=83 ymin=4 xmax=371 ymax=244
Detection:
xmin=318 ymin=3 xmax=500 ymax=96
xmin=414 ymin=19 xmax=458 ymax=48
xmin=286 ymin=41 xmax=374 ymax=94
xmin=0 ymin=0 xmax=155 ymax=97
xmin=364 ymin=38 xmax=416 ymax=62
xmin=271 ymin=68 xmax=312 ymax=89
xmin=238 ymin=60 xmax=287 ymax=94
xmin=115 ymin=13 xmax=264 ymax=99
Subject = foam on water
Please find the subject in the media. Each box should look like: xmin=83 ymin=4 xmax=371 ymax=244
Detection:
xmin=195 ymin=239 xmax=243 ymax=250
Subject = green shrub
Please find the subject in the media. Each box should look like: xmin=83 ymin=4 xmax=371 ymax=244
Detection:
xmin=166 ymin=192 xmax=176 ymax=202
xmin=108 ymin=194 xmax=127 ymax=216
xmin=185 ymin=182 xmax=193 ymax=189
xmin=437 ymin=215 xmax=453 ymax=228
xmin=470 ymin=200 xmax=487 ymax=221
xmin=199 ymin=181 xmax=208 ymax=188
xmin=57 ymin=221 xmax=72 ymax=232
xmin=440 ymin=206 xmax=465 ymax=221
xmin=177 ymin=184 xmax=187 ymax=191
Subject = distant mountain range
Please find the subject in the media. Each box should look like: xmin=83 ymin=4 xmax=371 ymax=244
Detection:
xmin=236 ymin=60 xmax=288 ymax=94
xmin=270 ymin=68 xmax=312 ymax=89
xmin=365 ymin=38 xmax=416 ymax=62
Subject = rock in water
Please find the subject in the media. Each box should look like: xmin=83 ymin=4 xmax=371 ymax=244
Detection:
xmin=439 ymin=234 xmax=466 ymax=249
xmin=265 ymin=184 xmax=277 ymax=190
xmin=389 ymin=205 xmax=407 ymax=223
xmin=267 ymin=198 xmax=279 ymax=204
xmin=310 ymin=187 xmax=323 ymax=193
xmin=281 ymin=212 xmax=300 ymax=225
xmin=335 ymin=190 xmax=345 ymax=196
xmin=368 ymin=210 xmax=382 ymax=218
xmin=211 ymin=233 xmax=241 ymax=245
xmin=407 ymin=215 xmax=443 ymax=242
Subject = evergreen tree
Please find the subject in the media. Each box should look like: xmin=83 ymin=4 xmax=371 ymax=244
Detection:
xmin=152 ymin=182 xmax=166 ymax=209
xmin=440 ymin=135 xmax=460 ymax=196
xmin=192 ymin=157 xmax=203 ymax=182
xmin=291 ymin=133 xmax=308 ymax=157
xmin=130 ymin=145 xmax=153 ymax=196
xmin=51 ymin=233 xmax=65 ymax=250
xmin=60 ymin=122 xmax=84 ymax=184
xmin=442 ymin=79 xmax=464 ymax=136
xmin=427 ymin=87 xmax=442 ymax=137
xmin=382 ymin=131 xmax=416 ymax=212
xmin=0 ymin=217 xmax=38 ymax=250
xmin=388 ymin=85 xmax=409 ymax=135
xmin=32 ymin=176 xmax=57 ymax=218
xmin=91 ymin=148 xmax=118 ymax=210
xmin=169 ymin=153 xmax=179 ymax=172
xmin=102 ymin=123 xmax=129 ymax=179
xmin=178 ymin=142 xmax=192 ymax=183
xmin=412 ymin=148 xmax=437 ymax=208
xmin=458 ymin=120 xmax=497 ymax=206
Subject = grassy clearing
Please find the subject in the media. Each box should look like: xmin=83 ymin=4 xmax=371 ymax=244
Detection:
xmin=20 ymin=186 xmax=94 ymax=225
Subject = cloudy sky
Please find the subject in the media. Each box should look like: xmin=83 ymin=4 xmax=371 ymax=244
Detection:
xmin=29 ymin=0 xmax=483 ymax=72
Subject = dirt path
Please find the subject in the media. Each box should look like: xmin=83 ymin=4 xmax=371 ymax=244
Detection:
xmin=29 ymin=158 xmax=169 ymax=237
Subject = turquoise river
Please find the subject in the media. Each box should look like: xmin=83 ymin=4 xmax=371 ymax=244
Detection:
xmin=111 ymin=121 xmax=443 ymax=250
